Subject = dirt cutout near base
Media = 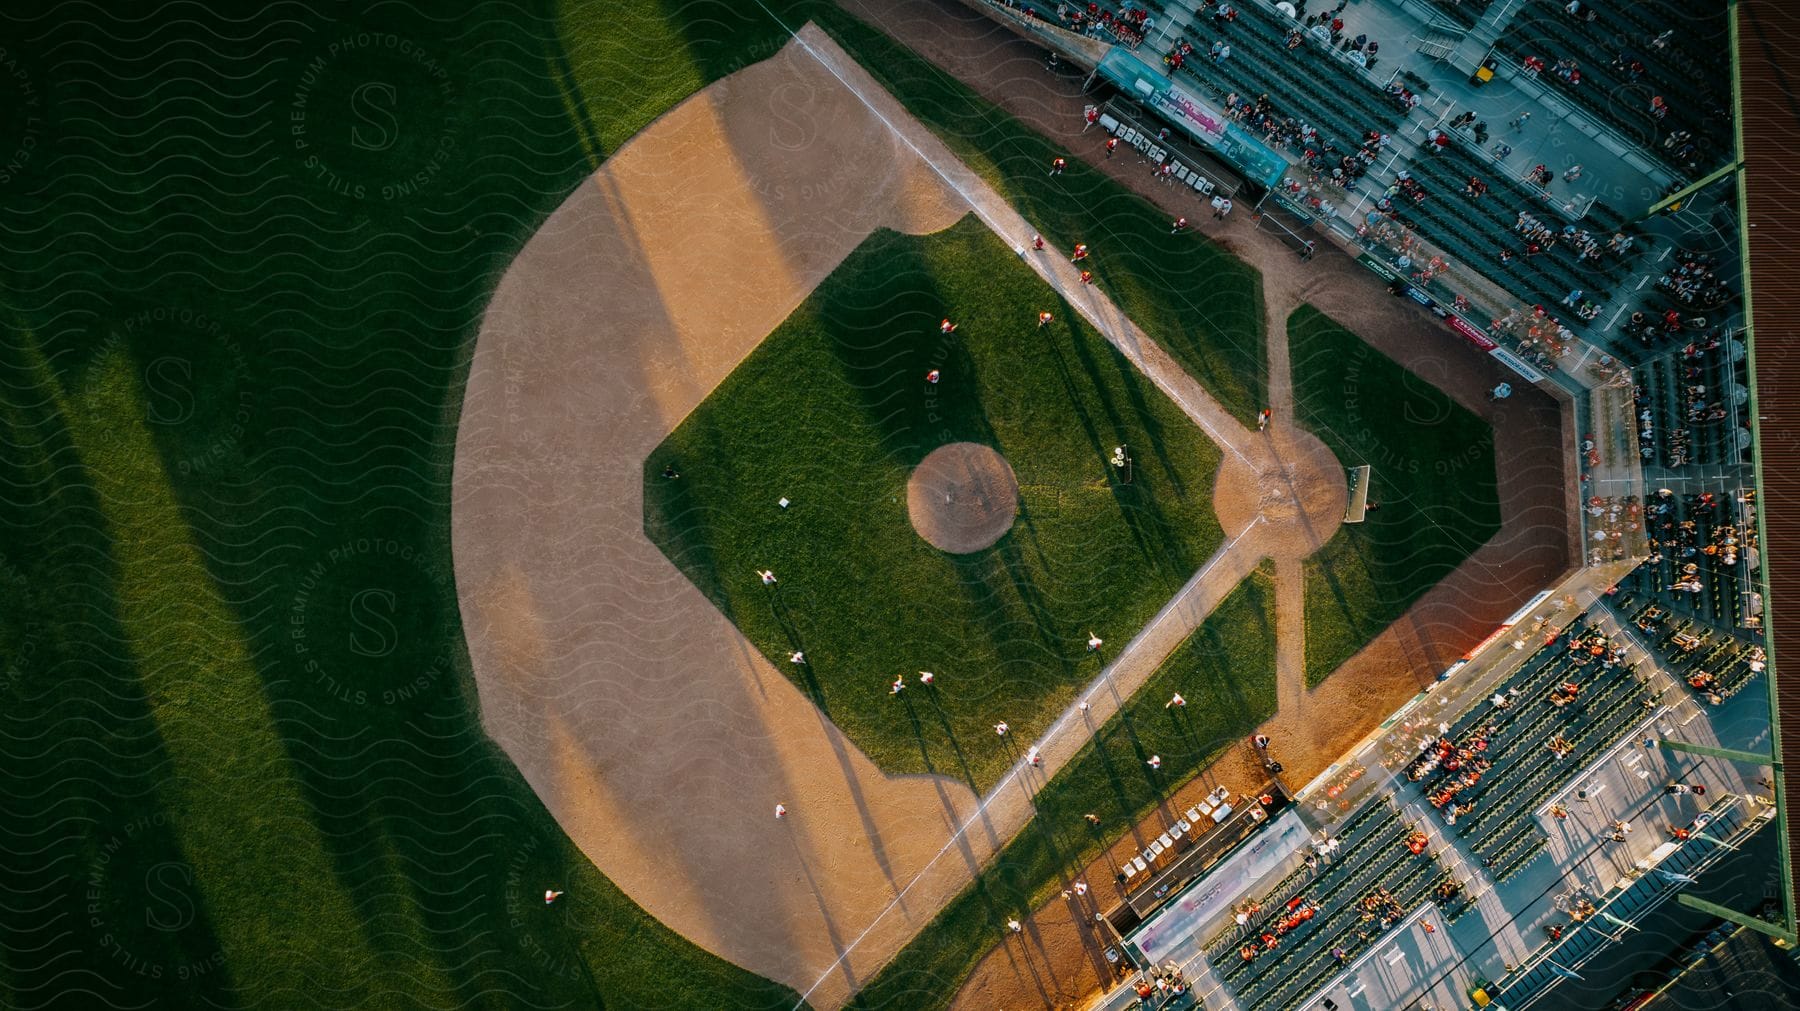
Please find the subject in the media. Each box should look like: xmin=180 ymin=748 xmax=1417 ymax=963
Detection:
xmin=908 ymin=442 xmax=1020 ymax=553
xmin=1214 ymin=427 xmax=1347 ymax=560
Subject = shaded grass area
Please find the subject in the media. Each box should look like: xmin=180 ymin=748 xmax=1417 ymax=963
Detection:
xmin=1288 ymin=305 xmax=1501 ymax=686
xmin=844 ymin=563 xmax=1279 ymax=1011
xmin=644 ymin=215 xmax=1224 ymax=791
xmin=0 ymin=1 xmax=822 ymax=1007
xmin=810 ymin=9 xmax=1268 ymax=425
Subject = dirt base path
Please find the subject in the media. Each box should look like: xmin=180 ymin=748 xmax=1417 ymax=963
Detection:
xmin=817 ymin=1 xmax=1572 ymax=1007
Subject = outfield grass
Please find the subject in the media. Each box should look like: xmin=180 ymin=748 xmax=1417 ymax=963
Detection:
xmin=844 ymin=564 xmax=1279 ymax=1011
xmin=1288 ymin=305 xmax=1502 ymax=686
xmin=0 ymin=1 xmax=824 ymax=1007
xmin=645 ymin=215 xmax=1224 ymax=791
xmin=810 ymin=10 xmax=1269 ymax=426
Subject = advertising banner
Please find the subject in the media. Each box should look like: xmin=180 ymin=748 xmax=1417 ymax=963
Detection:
xmin=1447 ymin=314 xmax=1499 ymax=351
xmin=1489 ymin=346 xmax=1548 ymax=383
xmin=1097 ymin=48 xmax=1289 ymax=188
xmin=1131 ymin=811 xmax=1310 ymax=964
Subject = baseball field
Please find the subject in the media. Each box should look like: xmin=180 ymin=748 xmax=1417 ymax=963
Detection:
xmin=0 ymin=1 xmax=1562 ymax=1009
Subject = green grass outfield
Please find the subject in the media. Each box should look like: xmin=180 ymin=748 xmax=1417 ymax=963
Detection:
xmin=0 ymin=1 xmax=826 ymax=1007
xmin=645 ymin=215 xmax=1225 ymax=791
xmin=845 ymin=564 xmax=1279 ymax=1011
xmin=808 ymin=9 xmax=1268 ymax=426
xmin=1288 ymin=305 xmax=1502 ymax=686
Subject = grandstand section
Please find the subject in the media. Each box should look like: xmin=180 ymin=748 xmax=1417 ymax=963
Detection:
xmin=958 ymin=0 xmax=1796 ymax=1006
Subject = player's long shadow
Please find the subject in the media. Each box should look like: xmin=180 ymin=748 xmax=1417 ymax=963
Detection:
xmin=899 ymin=687 xmax=987 ymax=850
xmin=769 ymin=588 xmax=831 ymax=716
xmin=782 ymin=826 xmax=859 ymax=995
xmin=1310 ymin=541 xmax=1373 ymax=656
xmin=1117 ymin=709 xmax=1178 ymax=822
xmin=988 ymin=532 xmax=1062 ymax=659
xmin=1038 ymin=325 xmax=1189 ymax=573
xmin=1169 ymin=706 xmax=1207 ymax=759
xmin=1067 ymin=310 xmax=1189 ymax=499
xmin=1037 ymin=305 xmax=1114 ymax=464
xmin=1090 ymin=720 xmax=1141 ymax=820
xmin=922 ymin=688 xmax=983 ymax=798
xmin=642 ymin=411 xmax=736 ymax=626
xmin=785 ymin=649 xmax=906 ymax=900
xmin=1018 ymin=769 xmax=1078 ymax=883
xmin=542 ymin=22 xmax=609 ymax=169
xmin=1108 ymin=474 xmax=1197 ymax=582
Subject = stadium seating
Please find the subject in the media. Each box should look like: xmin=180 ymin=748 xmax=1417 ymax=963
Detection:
xmin=1165 ymin=0 xmax=1404 ymax=165
xmin=1622 ymin=490 xmax=1759 ymax=630
xmin=1497 ymin=0 xmax=1731 ymax=176
xmin=1390 ymin=142 xmax=1641 ymax=324
xmin=1420 ymin=0 xmax=1488 ymax=30
xmin=1214 ymin=799 xmax=1451 ymax=1011
xmin=1405 ymin=618 xmax=1662 ymax=881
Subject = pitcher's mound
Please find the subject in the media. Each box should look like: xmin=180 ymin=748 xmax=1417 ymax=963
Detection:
xmin=908 ymin=442 xmax=1019 ymax=553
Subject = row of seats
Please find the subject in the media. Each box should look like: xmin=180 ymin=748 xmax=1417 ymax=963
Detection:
xmin=1005 ymin=0 xmax=1162 ymax=47
xmin=1234 ymin=0 xmax=1410 ymax=129
xmin=1206 ymin=800 xmax=1394 ymax=963
xmin=1618 ymin=491 xmax=1761 ymax=635
xmin=1421 ymin=0 xmax=1490 ymax=29
xmin=1497 ymin=0 xmax=1731 ymax=173
xmin=1245 ymin=845 xmax=1443 ymax=1009
xmin=1390 ymin=140 xmax=1642 ymax=325
xmin=1217 ymin=800 xmax=1448 ymax=1011
xmin=1407 ymin=618 xmax=1662 ymax=879
xmin=1630 ymin=345 xmax=1746 ymax=469
xmin=1201 ymin=800 xmax=1393 ymax=964
xmin=1168 ymin=1 xmax=1403 ymax=166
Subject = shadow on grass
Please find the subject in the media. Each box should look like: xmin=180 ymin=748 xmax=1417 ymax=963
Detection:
xmin=0 ymin=332 xmax=245 ymax=1006
xmin=925 ymin=688 xmax=983 ymax=798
